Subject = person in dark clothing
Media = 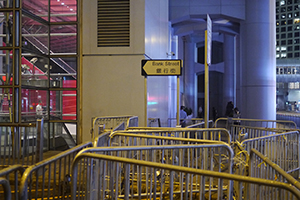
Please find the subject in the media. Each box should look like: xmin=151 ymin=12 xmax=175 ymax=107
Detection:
xmin=212 ymin=107 xmax=218 ymax=121
xmin=225 ymin=101 xmax=234 ymax=117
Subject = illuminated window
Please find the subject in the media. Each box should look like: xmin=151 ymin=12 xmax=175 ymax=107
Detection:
xmin=295 ymin=82 xmax=299 ymax=89
xmin=276 ymin=47 xmax=280 ymax=51
xmin=288 ymin=13 xmax=292 ymax=18
xmin=280 ymin=1 xmax=285 ymax=6
xmin=281 ymin=46 xmax=287 ymax=51
xmin=295 ymin=18 xmax=300 ymax=24
xmin=277 ymin=54 xmax=280 ymax=58
xmin=281 ymin=53 xmax=287 ymax=58
xmin=281 ymin=14 xmax=286 ymax=19
xmin=289 ymin=82 xmax=295 ymax=89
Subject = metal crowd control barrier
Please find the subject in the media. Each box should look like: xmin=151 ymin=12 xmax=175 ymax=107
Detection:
xmin=72 ymin=144 xmax=234 ymax=200
xmin=186 ymin=120 xmax=214 ymax=128
xmin=241 ymin=131 xmax=300 ymax=176
xmin=0 ymin=165 xmax=24 ymax=200
xmin=249 ymin=149 xmax=300 ymax=190
xmin=236 ymin=126 xmax=293 ymax=143
xmin=93 ymin=131 xmax=110 ymax=147
xmin=214 ymin=117 xmax=297 ymax=142
xmin=19 ymin=142 xmax=93 ymax=200
xmin=0 ymin=119 xmax=44 ymax=167
xmin=71 ymin=153 xmax=300 ymax=200
xmin=81 ymin=143 xmax=234 ymax=173
xmin=90 ymin=115 xmax=138 ymax=140
xmin=108 ymin=132 xmax=228 ymax=147
xmin=123 ymin=128 xmax=231 ymax=144
xmin=0 ymin=177 xmax=11 ymax=200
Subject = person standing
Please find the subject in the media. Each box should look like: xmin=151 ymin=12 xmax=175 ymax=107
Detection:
xmin=180 ymin=106 xmax=187 ymax=127
xmin=36 ymin=100 xmax=43 ymax=118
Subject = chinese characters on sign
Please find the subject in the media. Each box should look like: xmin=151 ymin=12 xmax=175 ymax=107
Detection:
xmin=141 ymin=60 xmax=182 ymax=76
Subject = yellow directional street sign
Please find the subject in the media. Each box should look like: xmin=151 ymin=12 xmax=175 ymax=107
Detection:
xmin=141 ymin=59 xmax=182 ymax=76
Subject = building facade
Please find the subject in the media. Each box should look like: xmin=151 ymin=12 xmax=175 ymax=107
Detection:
xmin=276 ymin=0 xmax=300 ymax=112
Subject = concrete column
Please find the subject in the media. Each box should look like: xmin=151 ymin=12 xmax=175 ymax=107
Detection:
xmin=183 ymin=40 xmax=195 ymax=115
xmin=223 ymin=34 xmax=235 ymax=115
xmin=240 ymin=0 xmax=276 ymax=120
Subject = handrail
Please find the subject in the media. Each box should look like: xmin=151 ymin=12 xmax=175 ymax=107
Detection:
xmin=250 ymin=149 xmax=300 ymax=190
xmin=71 ymin=153 xmax=300 ymax=200
xmin=0 ymin=122 xmax=36 ymax=127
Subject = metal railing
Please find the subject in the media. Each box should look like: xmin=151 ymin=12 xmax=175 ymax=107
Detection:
xmin=19 ymin=142 xmax=93 ymax=200
xmin=241 ymin=131 xmax=300 ymax=174
xmin=120 ymin=128 xmax=231 ymax=144
xmin=0 ymin=165 xmax=24 ymax=200
xmin=214 ymin=117 xmax=297 ymax=142
xmin=186 ymin=119 xmax=214 ymax=128
xmin=0 ymin=119 xmax=44 ymax=167
xmin=72 ymin=143 xmax=234 ymax=200
xmin=71 ymin=153 xmax=300 ymax=200
xmin=249 ymin=149 xmax=300 ymax=189
xmin=78 ymin=143 xmax=233 ymax=173
xmin=0 ymin=177 xmax=11 ymax=200
xmin=90 ymin=115 xmax=138 ymax=140
xmin=215 ymin=117 xmax=297 ymax=128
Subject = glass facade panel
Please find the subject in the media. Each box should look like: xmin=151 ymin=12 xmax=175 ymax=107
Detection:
xmin=0 ymin=0 xmax=79 ymax=144
xmin=0 ymin=12 xmax=13 ymax=47
xmin=21 ymin=54 xmax=49 ymax=87
xmin=22 ymin=0 xmax=49 ymax=21
xmin=50 ymin=0 xmax=77 ymax=22
xmin=22 ymin=16 xmax=49 ymax=54
xmin=0 ymin=87 xmax=13 ymax=122
xmin=50 ymin=57 xmax=77 ymax=87
xmin=50 ymin=90 xmax=76 ymax=120
xmin=0 ymin=52 xmax=13 ymax=85
xmin=21 ymin=89 xmax=48 ymax=122
xmin=50 ymin=25 xmax=77 ymax=54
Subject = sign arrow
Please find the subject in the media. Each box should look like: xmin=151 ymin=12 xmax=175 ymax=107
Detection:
xmin=141 ymin=60 xmax=182 ymax=76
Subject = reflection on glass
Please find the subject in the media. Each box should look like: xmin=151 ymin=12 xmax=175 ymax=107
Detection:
xmin=50 ymin=25 xmax=77 ymax=53
xmin=0 ymin=87 xmax=13 ymax=122
xmin=50 ymin=57 xmax=77 ymax=88
xmin=21 ymin=89 xmax=48 ymax=122
xmin=50 ymin=0 xmax=77 ymax=22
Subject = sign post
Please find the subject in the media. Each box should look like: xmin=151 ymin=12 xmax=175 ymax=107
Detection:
xmin=141 ymin=59 xmax=182 ymax=126
xmin=205 ymin=14 xmax=212 ymax=128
